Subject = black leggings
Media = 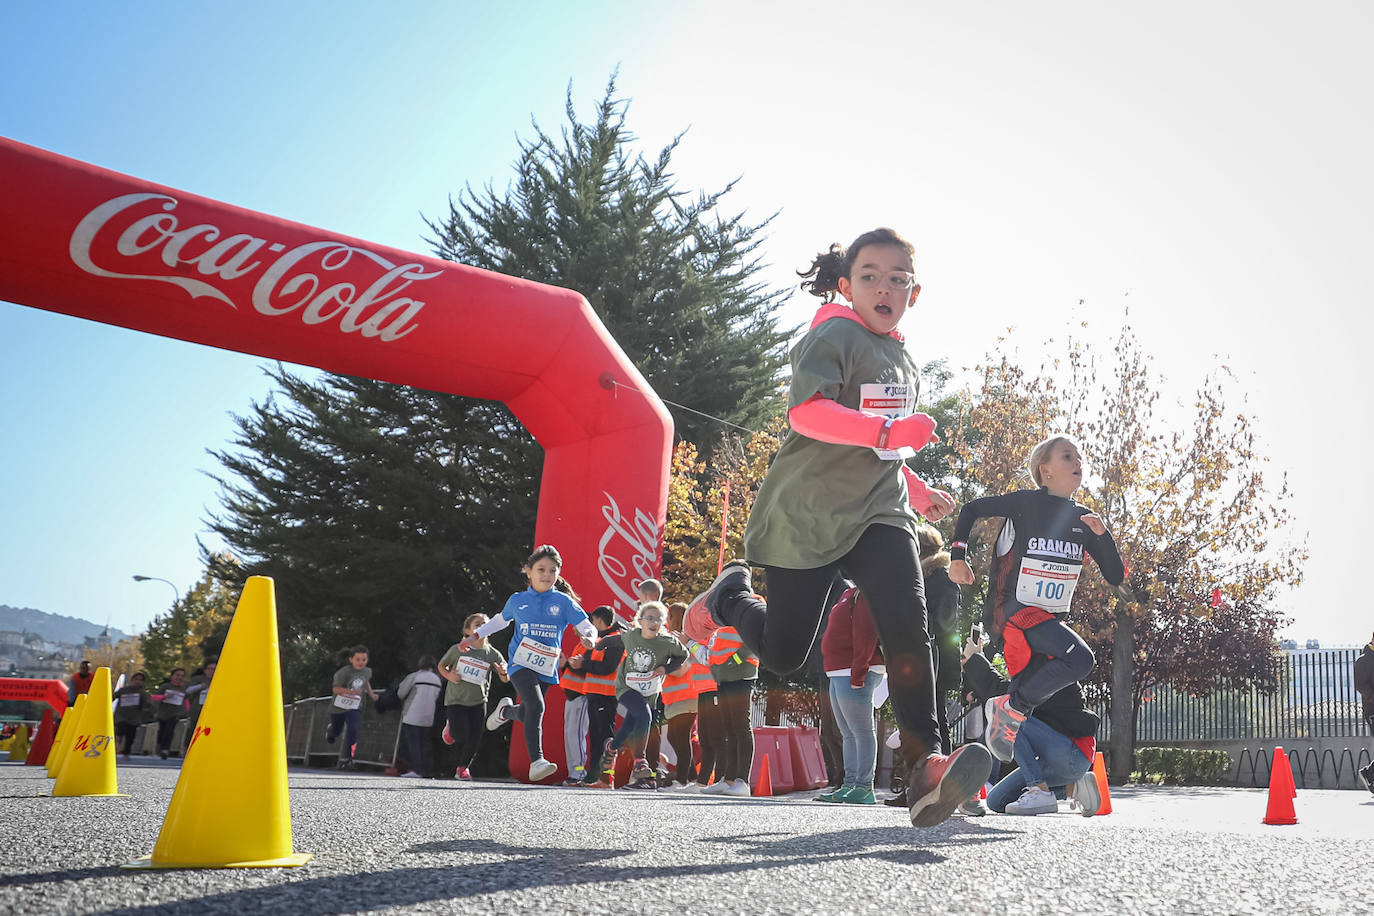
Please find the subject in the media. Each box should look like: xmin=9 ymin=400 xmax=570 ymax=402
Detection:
xmin=716 ymin=680 xmax=755 ymax=782
xmin=586 ymin=694 xmax=617 ymax=773
xmin=1011 ymin=618 xmax=1095 ymax=712
xmin=510 ymin=668 xmax=551 ymax=763
xmin=721 ymin=523 xmax=942 ymax=757
xmin=445 ymin=702 xmax=485 ymax=768
xmin=667 ymin=712 xmax=698 ymax=785
xmin=695 ymin=690 xmax=720 ymax=785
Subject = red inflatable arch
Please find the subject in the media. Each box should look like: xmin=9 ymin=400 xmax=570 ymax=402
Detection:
xmin=0 ymin=136 xmax=673 ymax=781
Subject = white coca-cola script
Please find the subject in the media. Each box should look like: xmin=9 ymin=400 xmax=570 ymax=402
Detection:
xmin=69 ymin=193 xmax=440 ymax=342
xmin=597 ymin=491 xmax=660 ymax=619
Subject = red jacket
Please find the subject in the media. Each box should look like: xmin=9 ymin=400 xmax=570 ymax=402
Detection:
xmin=820 ymin=587 xmax=883 ymax=687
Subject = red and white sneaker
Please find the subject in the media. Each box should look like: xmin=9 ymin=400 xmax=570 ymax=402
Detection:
xmin=984 ymin=695 xmax=1027 ymax=762
xmin=907 ymin=744 xmax=994 ymax=828
xmin=684 ymin=561 xmax=751 ymax=644
xmin=454 ymin=766 xmax=472 ymax=780
xmin=441 ymin=723 xmax=455 ymax=746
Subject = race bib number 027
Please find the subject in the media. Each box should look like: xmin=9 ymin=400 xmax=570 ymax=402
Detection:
xmin=625 ymin=671 xmax=664 ymax=697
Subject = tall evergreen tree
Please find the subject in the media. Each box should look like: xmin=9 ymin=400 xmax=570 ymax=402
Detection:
xmin=424 ymin=75 xmax=794 ymax=448
xmin=208 ymin=77 xmax=791 ymax=696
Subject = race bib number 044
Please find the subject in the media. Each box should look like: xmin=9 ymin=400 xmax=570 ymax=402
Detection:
xmin=459 ymin=657 xmax=492 ymax=686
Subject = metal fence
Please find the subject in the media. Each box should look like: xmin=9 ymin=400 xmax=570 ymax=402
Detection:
xmin=282 ymin=696 xmax=402 ymax=769
xmin=1123 ymin=648 xmax=1369 ymax=742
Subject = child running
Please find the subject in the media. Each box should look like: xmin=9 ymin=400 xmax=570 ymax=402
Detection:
xmin=685 ymin=227 xmax=991 ymax=827
xmin=327 ymin=646 xmax=378 ymax=769
xmin=439 ymin=614 xmax=509 ymax=780
xmin=458 ymin=545 xmax=598 ymax=783
xmin=947 ymin=434 xmax=1127 ymax=762
xmin=599 ymin=600 xmax=690 ymax=790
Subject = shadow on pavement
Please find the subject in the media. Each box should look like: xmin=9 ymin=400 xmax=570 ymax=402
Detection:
xmin=83 ymin=823 xmax=1013 ymax=915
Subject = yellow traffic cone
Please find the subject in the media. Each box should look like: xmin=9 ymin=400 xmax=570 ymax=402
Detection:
xmin=53 ymin=667 xmax=123 ymax=797
xmin=7 ymin=724 xmax=31 ymax=761
xmin=125 ymin=576 xmax=310 ymax=868
xmin=47 ymin=694 xmax=86 ymax=779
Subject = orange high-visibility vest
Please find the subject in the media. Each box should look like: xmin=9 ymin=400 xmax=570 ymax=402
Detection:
xmin=661 ymin=666 xmax=696 ymax=705
xmin=561 ymin=645 xmax=588 ymax=693
xmin=690 ymin=660 xmax=716 ymax=695
xmin=709 ymin=627 xmax=758 ymax=667
xmin=580 ymin=644 xmax=618 ymax=697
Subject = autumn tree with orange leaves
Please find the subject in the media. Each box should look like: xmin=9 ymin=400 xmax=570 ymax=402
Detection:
xmin=953 ymin=321 xmax=1305 ymax=782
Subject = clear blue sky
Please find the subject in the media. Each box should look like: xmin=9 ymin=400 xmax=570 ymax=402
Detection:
xmin=2 ymin=2 xmax=1371 ymax=646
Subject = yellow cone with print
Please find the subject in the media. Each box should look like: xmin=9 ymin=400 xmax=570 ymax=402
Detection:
xmin=125 ymin=576 xmax=310 ymax=868
xmin=7 ymin=723 xmax=31 ymax=761
xmin=46 ymin=694 xmax=85 ymax=779
xmin=53 ymin=667 xmax=122 ymax=797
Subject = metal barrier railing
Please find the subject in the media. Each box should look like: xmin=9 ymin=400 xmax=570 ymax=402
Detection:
xmin=1233 ymin=745 xmax=1373 ymax=790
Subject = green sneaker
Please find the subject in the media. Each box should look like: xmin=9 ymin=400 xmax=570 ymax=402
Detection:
xmin=840 ymin=786 xmax=877 ymax=805
xmin=816 ymin=784 xmax=853 ymax=803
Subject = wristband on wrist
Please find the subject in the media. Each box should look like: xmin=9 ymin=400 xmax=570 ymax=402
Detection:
xmin=876 ymin=418 xmax=895 ymax=449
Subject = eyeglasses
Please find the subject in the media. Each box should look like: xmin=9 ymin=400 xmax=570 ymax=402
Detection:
xmin=639 ymin=616 xmax=665 ymax=623
xmin=853 ymin=271 xmax=917 ymax=291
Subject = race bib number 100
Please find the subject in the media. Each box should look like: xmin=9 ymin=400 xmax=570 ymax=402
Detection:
xmin=512 ymin=639 xmax=559 ymax=676
xmin=860 ymin=383 xmax=916 ymax=460
xmin=1015 ymin=558 xmax=1081 ymax=611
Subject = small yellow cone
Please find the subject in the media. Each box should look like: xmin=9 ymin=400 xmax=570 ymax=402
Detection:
xmin=7 ymin=724 xmax=31 ymax=761
xmin=47 ymin=694 xmax=86 ymax=779
xmin=125 ymin=576 xmax=310 ymax=869
xmin=53 ymin=667 xmax=122 ymax=797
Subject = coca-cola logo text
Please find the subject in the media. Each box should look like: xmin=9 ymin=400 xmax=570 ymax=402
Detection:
xmin=69 ymin=193 xmax=439 ymax=342
xmin=596 ymin=491 xmax=660 ymax=621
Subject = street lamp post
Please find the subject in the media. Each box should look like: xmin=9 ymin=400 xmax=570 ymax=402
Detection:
xmin=131 ymin=575 xmax=180 ymax=605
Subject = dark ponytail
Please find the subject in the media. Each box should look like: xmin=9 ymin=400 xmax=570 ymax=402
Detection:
xmin=798 ymin=227 xmax=916 ymax=301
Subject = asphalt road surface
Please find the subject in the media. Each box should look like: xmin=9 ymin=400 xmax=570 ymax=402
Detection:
xmin=2 ymin=761 xmax=1369 ymax=915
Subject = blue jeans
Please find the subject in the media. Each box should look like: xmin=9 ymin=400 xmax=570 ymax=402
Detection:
xmin=828 ymin=671 xmax=884 ymax=789
xmin=328 ymin=708 xmax=361 ymax=761
xmin=612 ymin=690 xmax=653 ymax=759
xmin=986 ymin=716 xmax=1092 ymax=812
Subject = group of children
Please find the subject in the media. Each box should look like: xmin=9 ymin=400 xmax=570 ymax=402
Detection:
xmin=109 ymin=661 xmax=216 ymax=760
xmin=324 ymin=226 xmax=1129 ymax=830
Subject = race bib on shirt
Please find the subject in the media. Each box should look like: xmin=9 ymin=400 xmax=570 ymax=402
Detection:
xmin=625 ymin=671 xmax=664 ymax=697
xmin=162 ymin=689 xmax=185 ymax=705
xmin=860 ymin=383 xmax=917 ymax=460
xmin=334 ymin=694 xmax=361 ymax=710
xmin=1015 ymin=558 xmax=1081 ymax=611
xmin=511 ymin=638 xmax=559 ymax=677
xmin=118 ymin=694 xmax=140 ymax=707
xmin=459 ymin=656 xmax=492 ymax=686
xmin=197 ymin=689 xmax=209 ymax=706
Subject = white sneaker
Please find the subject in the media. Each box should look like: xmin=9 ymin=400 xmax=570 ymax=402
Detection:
xmin=701 ymin=779 xmax=731 ymax=795
xmin=725 ymin=778 xmax=752 ymax=797
xmin=399 ymin=771 xmax=422 ymax=779
xmin=677 ymin=782 xmax=702 ymax=793
xmin=1070 ymin=769 xmax=1101 ymax=817
xmin=529 ymin=758 xmax=557 ymax=782
xmin=486 ymin=697 xmax=515 ymax=731
xmin=1006 ymin=786 xmax=1058 ymax=816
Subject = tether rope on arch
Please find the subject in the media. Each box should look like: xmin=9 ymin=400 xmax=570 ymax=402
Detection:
xmin=598 ymin=372 xmax=766 ymax=438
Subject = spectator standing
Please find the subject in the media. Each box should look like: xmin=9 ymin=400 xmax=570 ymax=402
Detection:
xmin=182 ymin=659 xmax=216 ymax=754
xmin=1356 ymin=631 xmax=1374 ymax=794
xmin=68 ymin=660 xmax=94 ymax=706
xmin=396 ymin=655 xmax=444 ymax=778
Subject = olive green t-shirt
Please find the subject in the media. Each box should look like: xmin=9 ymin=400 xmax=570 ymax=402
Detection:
xmin=615 ymin=629 xmax=689 ymax=698
xmin=743 ymin=314 xmax=922 ymax=569
xmin=113 ymin=686 xmax=149 ymax=725
xmin=438 ymin=643 xmax=504 ymax=706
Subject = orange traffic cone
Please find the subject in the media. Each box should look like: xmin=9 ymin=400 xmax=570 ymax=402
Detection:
xmin=26 ymin=708 xmax=56 ymax=766
xmin=1262 ymin=747 xmax=1298 ymax=825
xmin=125 ymin=576 xmax=310 ymax=868
xmin=753 ymin=754 xmax=772 ymax=797
xmin=1091 ymin=752 xmax=1113 ymax=816
xmin=979 ymin=783 xmax=988 ymax=800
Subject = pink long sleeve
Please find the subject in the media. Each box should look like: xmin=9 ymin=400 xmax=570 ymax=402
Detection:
xmin=788 ymin=396 xmax=937 ymax=451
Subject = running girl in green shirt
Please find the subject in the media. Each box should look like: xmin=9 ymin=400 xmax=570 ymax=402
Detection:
xmin=685 ymin=227 xmax=993 ymax=828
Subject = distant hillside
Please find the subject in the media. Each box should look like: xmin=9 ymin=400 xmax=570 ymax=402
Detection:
xmin=0 ymin=605 xmax=129 ymax=645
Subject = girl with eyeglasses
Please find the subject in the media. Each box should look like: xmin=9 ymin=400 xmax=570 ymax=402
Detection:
xmin=598 ymin=600 xmax=691 ymax=790
xmin=685 ymin=227 xmax=992 ymax=827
